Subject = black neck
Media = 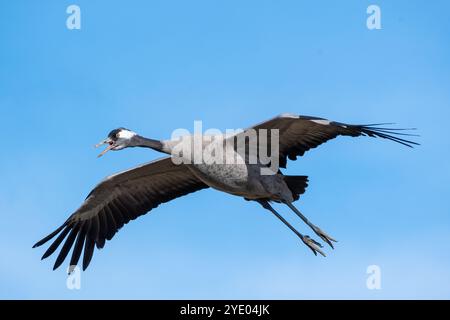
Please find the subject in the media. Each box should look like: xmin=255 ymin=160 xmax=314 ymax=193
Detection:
xmin=133 ymin=135 xmax=165 ymax=153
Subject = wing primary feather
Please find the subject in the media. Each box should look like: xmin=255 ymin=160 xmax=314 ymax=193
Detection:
xmin=362 ymin=126 xmax=417 ymax=131
xmin=103 ymin=208 xmax=117 ymax=241
xmin=89 ymin=214 xmax=100 ymax=240
xmin=96 ymin=237 xmax=106 ymax=249
xmin=41 ymin=224 xmax=72 ymax=260
xmin=114 ymin=199 xmax=135 ymax=219
xmin=83 ymin=237 xmax=95 ymax=270
xmin=69 ymin=221 xmax=88 ymax=273
xmin=53 ymin=223 xmax=80 ymax=270
xmin=97 ymin=210 xmax=108 ymax=239
xmin=363 ymin=129 xmax=419 ymax=137
xmin=361 ymin=127 xmax=419 ymax=147
xmin=105 ymin=205 xmax=124 ymax=230
xmin=110 ymin=199 xmax=132 ymax=221
xmin=33 ymin=221 xmax=69 ymax=248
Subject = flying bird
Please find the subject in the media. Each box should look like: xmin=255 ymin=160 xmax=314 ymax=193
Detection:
xmin=33 ymin=114 xmax=418 ymax=272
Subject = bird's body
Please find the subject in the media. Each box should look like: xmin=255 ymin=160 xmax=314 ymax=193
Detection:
xmin=162 ymin=133 xmax=292 ymax=200
xmin=33 ymin=113 xmax=418 ymax=272
xmin=169 ymin=135 xmax=253 ymax=195
xmin=189 ymin=163 xmax=291 ymax=201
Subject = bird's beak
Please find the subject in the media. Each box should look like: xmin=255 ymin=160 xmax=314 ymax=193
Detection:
xmin=95 ymin=138 xmax=114 ymax=158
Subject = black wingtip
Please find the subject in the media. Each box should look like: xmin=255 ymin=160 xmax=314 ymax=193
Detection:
xmin=362 ymin=122 xmax=397 ymax=127
xmin=53 ymin=258 xmax=65 ymax=271
xmin=52 ymin=226 xmax=79 ymax=271
xmin=32 ymin=222 xmax=68 ymax=249
xmin=33 ymin=238 xmax=47 ymax=249
xmin=82 ymin=238 xmax=95 ymax=271
xmin=41 ymin=251 xmax=52 ymax=260
xmin=360 ymin=124 xmax=420 ymax=148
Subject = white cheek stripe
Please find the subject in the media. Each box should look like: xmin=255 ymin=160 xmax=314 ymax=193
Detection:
xmin=118 ymin=130 xmax=137 ymax=139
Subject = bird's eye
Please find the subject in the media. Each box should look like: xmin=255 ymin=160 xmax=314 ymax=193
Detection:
xmin=116 ymin=133 xmax=120 ymax=139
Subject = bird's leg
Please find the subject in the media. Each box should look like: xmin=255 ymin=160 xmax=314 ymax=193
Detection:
xmin=284 ymin=201 xmax=337 ymax=249
xmin=257 ymin=200 xmax=325 ymax=257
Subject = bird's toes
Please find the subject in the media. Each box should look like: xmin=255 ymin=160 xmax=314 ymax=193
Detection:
xmin=302 ymin=236 xmax=326 ymax=257
xmin=309 ymin=237 xmax=323 ymax=248
xmin=320 ymin=235 xmax=335 ymax=249
xmin=313 ymin=227 xmax=337 ymax=249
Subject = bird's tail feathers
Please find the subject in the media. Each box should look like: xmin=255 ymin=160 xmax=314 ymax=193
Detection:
xmin=284 ymin=175 xmax=309 ymax=201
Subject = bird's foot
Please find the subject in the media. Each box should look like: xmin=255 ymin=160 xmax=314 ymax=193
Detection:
xmin=312 ymin=226 xmax=337 ymax=249
xmin=302 ymin=235 xmax=326 ymax=257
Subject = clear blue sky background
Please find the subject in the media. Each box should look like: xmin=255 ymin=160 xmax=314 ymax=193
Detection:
xmin=1 ymin=0 xmax=449 ymax=299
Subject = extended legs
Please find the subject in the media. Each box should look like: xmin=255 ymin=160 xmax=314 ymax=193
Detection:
xmin=257 ymin=200 xmax=325 ymax=256
xmin=257 ymin=200 xmax=337 ymax=256
xmin=285 ymin=201 xmax=337 ymax=248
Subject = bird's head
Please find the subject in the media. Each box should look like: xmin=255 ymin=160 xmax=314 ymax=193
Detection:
xmin=95 ymin=128 xmax=138 ymax=157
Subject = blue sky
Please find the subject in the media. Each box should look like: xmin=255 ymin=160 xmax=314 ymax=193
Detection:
xmin=1 ymin=0 xmax=449 ymax=299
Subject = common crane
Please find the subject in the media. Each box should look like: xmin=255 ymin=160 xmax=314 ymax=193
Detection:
xmin=33 ymin=113 xmax=417 ymax=272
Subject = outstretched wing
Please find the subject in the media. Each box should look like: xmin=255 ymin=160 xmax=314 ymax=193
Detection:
xmin=235 ymin=113 xmax=418 ymax=168
xmin=33 ymin=157 xmax=208 ymax=271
